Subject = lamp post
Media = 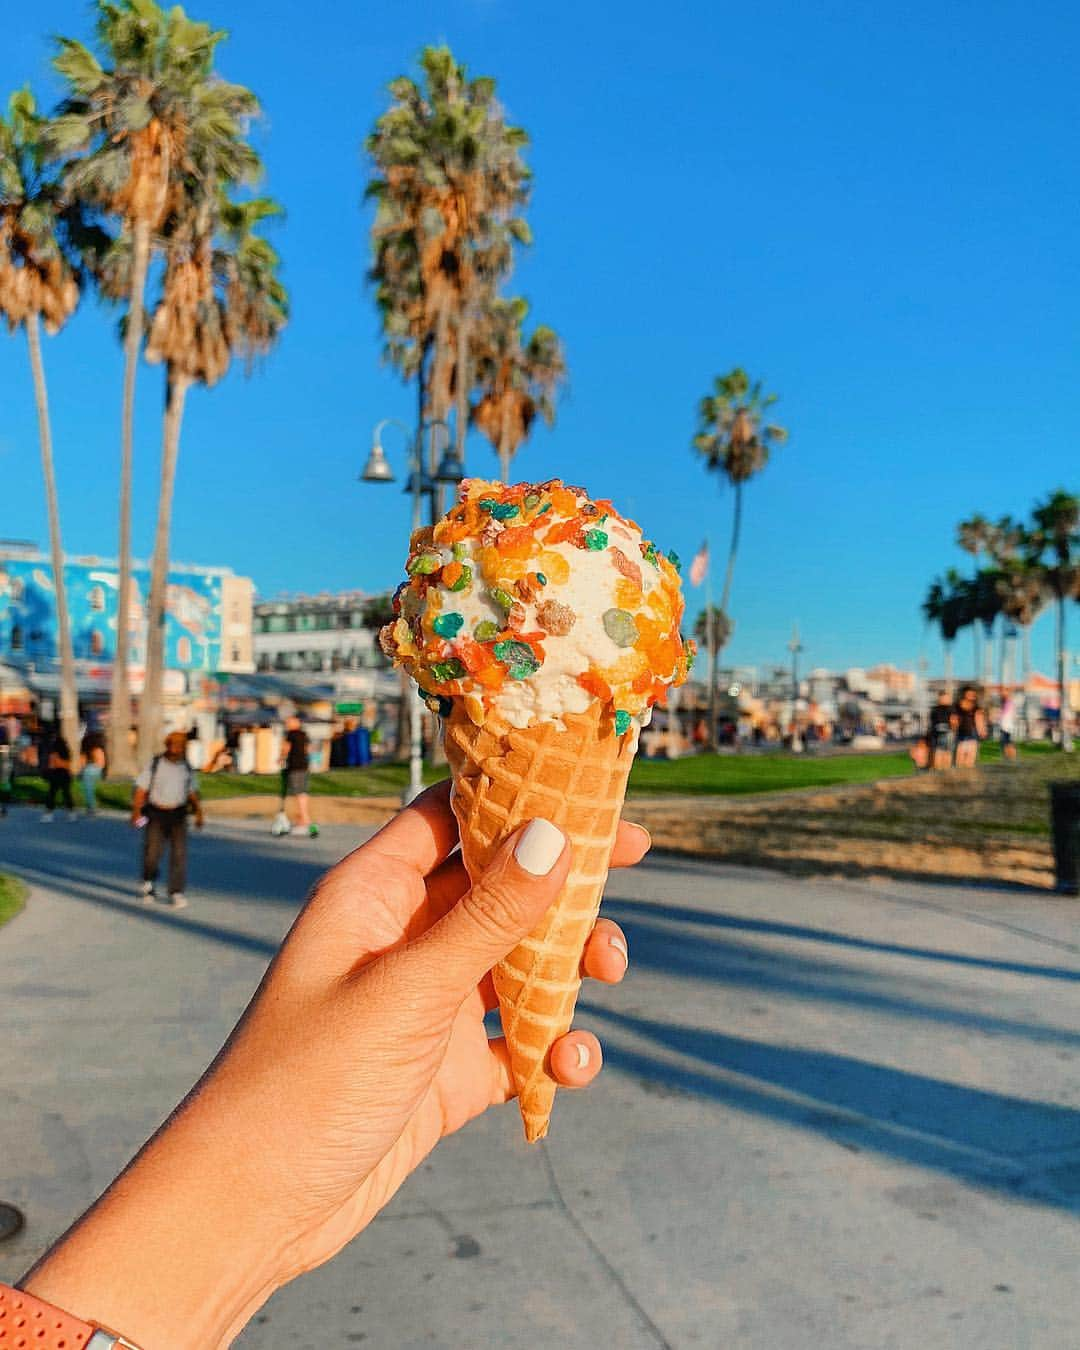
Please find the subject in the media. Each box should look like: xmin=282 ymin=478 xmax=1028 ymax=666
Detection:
xmin=361 ymin=416 xmax=462 ymax=805
xmin=787 ymin=623 xmax=804 ymax=753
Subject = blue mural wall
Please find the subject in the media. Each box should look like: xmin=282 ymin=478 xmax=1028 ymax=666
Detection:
xmin=0 ymin=558 xmax=225 ymax=670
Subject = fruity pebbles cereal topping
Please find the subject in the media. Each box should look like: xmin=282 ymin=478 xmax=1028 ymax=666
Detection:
xmin=381 ymin=479 xmax=694 ymax=731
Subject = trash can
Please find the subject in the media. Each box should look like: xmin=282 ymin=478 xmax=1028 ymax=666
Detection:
xmin=1049 ymin=782 xmax=1080 ymax=895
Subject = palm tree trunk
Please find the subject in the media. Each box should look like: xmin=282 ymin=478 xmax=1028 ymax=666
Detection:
xmin=26 ymin=313 xmax=79 ymax=762
xmin=1057 ymin=593 xmax=1072 ymax=752
xmin=710 ymin=482 xmax=743 ymax=750
xmin=108 ymin=217 xmax=152 ymax=778
xmin=138 ymin=370 xmax=190 ymax=760
xmin=454 ymin=307 xmax=470 ymax=466
xmin=944 ymin=642 xmax=954 ymax=698
xmin=982 ymin=621 xmax=994 ymax=690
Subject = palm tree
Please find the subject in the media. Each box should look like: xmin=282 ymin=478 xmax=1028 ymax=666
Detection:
xmin=0 ymin=89 xmax=85 ymax=762
xmin=693 ymin=368 xmax=787 ymax=745
xmin=471 ymin=296 xmax=565 ymax=481
xmin=1030 ymin=489 xmax=1079 ymax=749
xmin=49 ymin=0 xmax=258 ymax=774
xmin=957 ymin=513 xmax=996 ymax=686
xmin=922 ymin=576 xmax=959 ymax=695
xmin=995 ymin=556 xmax=1045 ymax=689
xmin=366 ymin=46 xmax=532 ymax=502
xmin=137 ymin=191 xmax=284 ymax=756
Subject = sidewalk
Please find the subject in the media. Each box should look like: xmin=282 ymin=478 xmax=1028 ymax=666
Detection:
xmin=2 ymin=814 xmax=1079 ymax=1347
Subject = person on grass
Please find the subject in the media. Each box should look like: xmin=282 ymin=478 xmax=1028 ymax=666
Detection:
xmin=279 ymin=713 xmax=319 ymax=838
xmin=7 ymin=785 xmax=642 ymax=1348
xmin=954 ymin=685 xmax=986 ymax=768
xmin=131 ymin=730 xmax=204 ymax=909
xmin=927 ymin=689 xmax=956 ymax=770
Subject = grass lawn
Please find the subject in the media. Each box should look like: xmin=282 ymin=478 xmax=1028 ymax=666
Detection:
xmin=10 ymin=742 xmax=1056 ymax=808
xmin=0 ymin=872 xmax=27 ymax=928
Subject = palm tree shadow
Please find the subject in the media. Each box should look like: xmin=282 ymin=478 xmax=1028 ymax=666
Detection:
xmin=580 ymin=1003 xmax=1080 ymax=1213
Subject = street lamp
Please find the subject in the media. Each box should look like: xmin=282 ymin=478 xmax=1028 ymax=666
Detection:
xmin=360 ymin=415 xmax=461 ymax=805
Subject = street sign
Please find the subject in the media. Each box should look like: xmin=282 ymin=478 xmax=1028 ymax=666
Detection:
xmin=336 ymin=701 xmax=365 ymax=714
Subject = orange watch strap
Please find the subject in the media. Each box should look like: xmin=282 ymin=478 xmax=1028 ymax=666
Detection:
xmin=0 ymin=1284 xmax=95 ymax=1348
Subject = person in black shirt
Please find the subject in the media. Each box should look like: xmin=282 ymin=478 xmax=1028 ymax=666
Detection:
xmin=279 ymin=714 xmax=318 ymax=838
xmin=927 ymin=690 xmax=956 ymax=770
xmin=954 ymin=686 xmax=986 ymax=768
xmin=42 ymin=728 xmax=75 ymax=820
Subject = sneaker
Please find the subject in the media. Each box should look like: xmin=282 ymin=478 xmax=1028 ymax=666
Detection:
xmin=308 ymin=824 xmax=320 ymax=838
xmin=139 ymin=881 xmax=156 ymax=904
xmin=165 ymin=892 xmax=189 ymax=910
xmin=40 ymin=811 xmax=54 ymax=822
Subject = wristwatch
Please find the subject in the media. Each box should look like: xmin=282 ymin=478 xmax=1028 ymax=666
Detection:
xmin=0 ymin=1284 xmax=143 ymax=1348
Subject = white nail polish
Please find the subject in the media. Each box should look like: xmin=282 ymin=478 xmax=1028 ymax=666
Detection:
xmin=514 ymin=819 xmax=565 ymax=875
xmin=609 ymin=935 xmax=628 ymax=967
xmin=574 ymin=1042 xmax=590 ymax=1069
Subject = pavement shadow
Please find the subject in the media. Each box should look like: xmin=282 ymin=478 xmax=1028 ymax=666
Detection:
xmin=6 ymin=862 xmax=281 ymax=960
xmin=580 ymin=1003 xmax=1080 ymax=1213
xmin=596 ymin=904 xmax=1080 ymax=1049
xmin=602 ymin=898 xmax=1080 ymax=984
xmin=0 ymin=812 xmax=343 ymax=909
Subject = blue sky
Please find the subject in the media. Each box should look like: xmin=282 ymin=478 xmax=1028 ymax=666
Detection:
xmin=1 ymin=0 xmax=1077 ymax=677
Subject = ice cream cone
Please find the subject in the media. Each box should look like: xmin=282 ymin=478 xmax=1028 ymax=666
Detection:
xmin=444 ymin=699 xmax=638 ymax=1142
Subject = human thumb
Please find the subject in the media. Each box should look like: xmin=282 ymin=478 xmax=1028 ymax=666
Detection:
xmin=405 ymin=819 xmax=570 ymax=1001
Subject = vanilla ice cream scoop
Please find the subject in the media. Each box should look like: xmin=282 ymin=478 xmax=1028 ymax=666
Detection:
xmin=381 ymin=478 xmax=694 ymax=730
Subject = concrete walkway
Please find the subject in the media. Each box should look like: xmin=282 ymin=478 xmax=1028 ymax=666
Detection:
xmin=1 ymin=809 xmax=1079 ymax=1348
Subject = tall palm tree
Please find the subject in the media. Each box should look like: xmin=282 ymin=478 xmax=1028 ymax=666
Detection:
xmin=49 ymin=0 xmax=257 ymax=774
xmin=957 ymin=513 xmax=996 ymax=686
xmin=693 ymin=368 xmax=787 ymax=745
xmin=0 ymin=89 xmax=85 ymax=761
xmin=137 ymin=191 xmax=284 ymax=756
xmin=471 ymin=296 xmax=565 ymax=481
xmin=922 ymin=575 xmax=964 ymax=695
xmin=995 ymin=556 xmax=1045 ymax=687
xmin=366 ymin=46 xmax=531 ymax=501
xmin=1030 ymin=489 xmax=1079 ymax=749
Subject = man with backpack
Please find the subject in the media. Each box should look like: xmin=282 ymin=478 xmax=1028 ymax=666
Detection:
xmin=131 ymin=730 xmax=204 ymax=909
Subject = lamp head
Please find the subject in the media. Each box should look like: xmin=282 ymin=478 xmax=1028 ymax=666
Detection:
xmin=360 ymin=443 xmax=395 ymax=483
xmin=434 ymin=449 xmax=465 ymax=485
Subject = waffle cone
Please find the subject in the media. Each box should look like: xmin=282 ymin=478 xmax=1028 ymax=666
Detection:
xmin=444 ymin=699 xmax=638 ymax=1142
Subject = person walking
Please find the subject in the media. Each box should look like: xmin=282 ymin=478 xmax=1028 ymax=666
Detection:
xmin=131 ymin=730 xmax=204 ymax=909
xmin=42 ymin=727 xmax=76 ymax=821
xmin=80 ymin=731 xmax=107 ymax=815
xmin=998 ymin=688 xmax=1020 ymax=762
xmin=954 ymin=686 xmax=986 ymax=768
xmin=279 ymin=714 xmax=319 ymax=838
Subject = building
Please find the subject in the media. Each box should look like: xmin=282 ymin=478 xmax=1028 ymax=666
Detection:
xmin=253 ymin=592 xmax=384 ymax=676
xmin=0 ymin=542 xmax=254 ymax=675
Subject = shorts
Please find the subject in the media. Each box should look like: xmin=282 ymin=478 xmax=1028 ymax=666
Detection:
xmin=999 ymin=729 xmax=1013 ymax=748
xmin=931 ymin=729 xmax=953 ymax=751
xmin=284 ymin=769 xmax=309 ymax=796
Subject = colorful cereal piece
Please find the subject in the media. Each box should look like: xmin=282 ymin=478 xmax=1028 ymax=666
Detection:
xmin=432 ymin=612 xmax=464 ymax=638
xmin=602 ymin=609 xmax=639 ymax=646
xmin=493 ymin=639 xmax=541 ymax=679
xmin=536 ymin=600 xmax=576 ymax=635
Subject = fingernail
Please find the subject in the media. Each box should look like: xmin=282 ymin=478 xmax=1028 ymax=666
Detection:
xmin=514 ymin=819 xmax=566 ymax=876
xmin=608 ymin=935 xmax=628 ymax=968
xmin=627 ymin=822 xmax=652 ymax=848
xmin=574 ymin=1041 xmax=590 ymax=1069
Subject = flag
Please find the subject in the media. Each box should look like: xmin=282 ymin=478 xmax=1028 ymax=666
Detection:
xmin=689 ymin=540 xmax=709 ymax=588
